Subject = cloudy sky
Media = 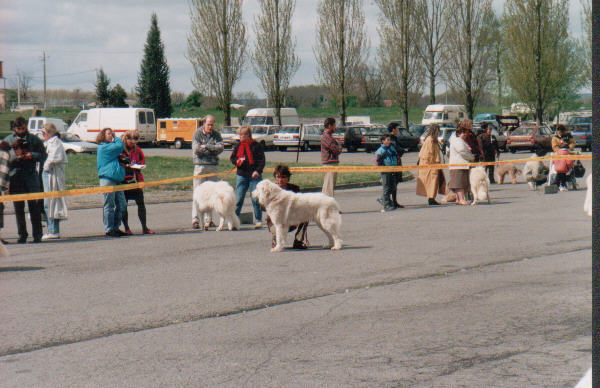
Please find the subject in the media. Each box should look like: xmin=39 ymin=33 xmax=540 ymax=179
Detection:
xmin=0 ymin=0 xmax=585 ymax=97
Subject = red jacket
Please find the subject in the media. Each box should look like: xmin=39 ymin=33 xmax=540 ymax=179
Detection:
xmin=121 ymin=145 xmax=145 ymax=183
xmin=553 ymin=148 xmax=573 ymax=173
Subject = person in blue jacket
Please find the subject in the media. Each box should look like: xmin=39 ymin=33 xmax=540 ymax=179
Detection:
xmin=96 ymin=128 xmax=127 ymax=237
xmin=375 ymin=134 xmax=400 ymax=212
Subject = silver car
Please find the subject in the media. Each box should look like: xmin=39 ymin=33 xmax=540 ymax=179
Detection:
xmin=61 ymin=132 xmax=98 ymax=154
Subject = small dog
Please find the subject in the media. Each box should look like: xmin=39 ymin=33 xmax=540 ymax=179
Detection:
xmin=252 ymin=179 xmax=342 ymax=252
xmin=469 ymin=167 xmax=490 ymax=205
xmin=523 ymin=159 xmax=549 ymax=190
xmin=584 ymin=174 xmax=592 ymax=217
xmin=496 ymin=163 xmax=521 ymax=184
xmin=192 ymin=181 xmax=240 ymax=231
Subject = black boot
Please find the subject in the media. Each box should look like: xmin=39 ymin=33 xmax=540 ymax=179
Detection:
xmin=428 ymin=198 xmax=440 ymax=205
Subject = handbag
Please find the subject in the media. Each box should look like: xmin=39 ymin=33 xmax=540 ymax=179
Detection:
xmin=573 ymin=160 xmax=585 ymax=178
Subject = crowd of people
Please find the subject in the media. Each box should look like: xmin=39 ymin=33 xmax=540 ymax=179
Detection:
xmin=0 ymin=115 xmax=583 ymax=246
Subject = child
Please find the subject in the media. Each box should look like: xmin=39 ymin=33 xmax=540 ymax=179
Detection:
xmin=375 ymin=134 xmax=399 ymax=212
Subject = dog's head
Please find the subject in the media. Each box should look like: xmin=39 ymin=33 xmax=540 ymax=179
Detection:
xmin=252 ymin=179 xmax=281 ymax=206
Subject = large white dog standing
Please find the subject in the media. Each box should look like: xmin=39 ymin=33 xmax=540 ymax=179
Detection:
xmin=192 ymin=181 xmax=240 ymax=231
xmin=469 ymin=167 xmax=490 ymax=206
xmin=252 ymin=180 xmax=342 ymax=252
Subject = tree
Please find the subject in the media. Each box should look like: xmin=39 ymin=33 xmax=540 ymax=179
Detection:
xmin=489 ymin=12 xmax=503 ymax=110
xmin=355 ymin=62 xmax=384 ymax=107
xmin=137 ymin=13 xmax=172 ymax=118
xmin=184 ymin=90 xmax=204 ymax=108
xmin=579 ymin=0 xmax=591 ymax=86
xmin=9 ymin=70 xmax=33 ymax=102
xmin=109 ymin=84 xmax=128 ymax=107
xmin=443 ymin=0 xmax=495 ymax=119
xmin=252 ymin=0 xmax=300 ymax=125
xmin=376 ymin=0 xmax=423 ymax=129
xmin=413 ymin=0 xmax=450 ymax=104
xmin=314 ymin=0 xmax=367 ymax=125
xmin=95 ymin=68 xmax=111 ymax=107
xmin=187 ymin=0 xmax=247 ymax=125
xmin=503 ymin=0 xmax=584 ymax=123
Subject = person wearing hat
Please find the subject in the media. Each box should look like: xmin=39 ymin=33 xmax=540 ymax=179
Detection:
xmin=477 ymin=123 xmax=499 ymax=183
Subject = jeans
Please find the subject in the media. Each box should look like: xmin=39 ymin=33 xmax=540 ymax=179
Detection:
xmin=380 ymin=172 xmax=397 ymax=208
xmin=42 ymin=171 xmax=60 ymax=235
xmin=100 ymin=178 xmax=127 ymax=233
xmin=235 ymin=174 xmax=262 ymax=222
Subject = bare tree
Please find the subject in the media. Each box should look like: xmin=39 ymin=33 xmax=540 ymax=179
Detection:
xmin=252 ymin=0 xmax=300 ymax=125
xmin=187 ymin=0 xmax=247 ymax=125
xmin=314 ymin=0 xmax=367 ymax=125
xmin=488 ymin=11 xmax=503 ymax=111
xmin=503 ymin=0 xmax=584 ymax=123
xmin=443 ymin=0 xmax=495 ymax=119
xmin=355 ymin=62 xmax=384 ymax=107
xmin=376 ymin=0 xmax=423 ymax=129
xmin=9 ymin=70 xmax=33 ymax=102
xmin=413 ymin=0 xmax=450 ymax=104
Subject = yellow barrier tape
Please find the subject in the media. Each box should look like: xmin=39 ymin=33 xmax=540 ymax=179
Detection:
xmin=0 ymin=154 xmax=590 ymax=203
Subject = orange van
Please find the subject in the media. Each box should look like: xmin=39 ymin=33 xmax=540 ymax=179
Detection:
xmin=156 ymin=118 xmax=202 ymax=149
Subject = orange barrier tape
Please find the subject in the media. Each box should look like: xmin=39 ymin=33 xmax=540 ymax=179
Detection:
xmin=0 ymin=154 xmax=590 ymax=203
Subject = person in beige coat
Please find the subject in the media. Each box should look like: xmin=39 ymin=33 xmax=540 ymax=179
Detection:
xmin=416 ymin=124 xmax=447 ymax=205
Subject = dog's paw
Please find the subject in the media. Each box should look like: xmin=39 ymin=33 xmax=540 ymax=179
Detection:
xmin=216 ymin=227 xmax=223 ymax=232
xmin=271 ymin=246 xmax=284 ymax=253
xmin=331 ymin=244 xmax=342 ymax=250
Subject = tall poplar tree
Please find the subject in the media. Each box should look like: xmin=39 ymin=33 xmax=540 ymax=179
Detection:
xmin=95 ymin=68 xmax=111 ymax=107
xmin=137 ymin=13 xmax=172 ymax=118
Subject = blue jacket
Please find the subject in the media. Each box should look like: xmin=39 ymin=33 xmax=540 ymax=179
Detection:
xmin=97 ymin=137 xmax=125 ymax=183
xmin=375 ymin=144 xmax=398 ymax=166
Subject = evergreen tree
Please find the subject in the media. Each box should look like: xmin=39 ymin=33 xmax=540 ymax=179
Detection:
xmin=137 ymin=13 xmax=172 ymax=118
xmin=95 ymin=68 xmax=111 ymax=107
xmin=109 ymin=84 xmax=128 ymax=107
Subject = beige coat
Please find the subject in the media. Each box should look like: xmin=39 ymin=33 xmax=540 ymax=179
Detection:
xmin=416 ymin=136 xmax=447 ymax=198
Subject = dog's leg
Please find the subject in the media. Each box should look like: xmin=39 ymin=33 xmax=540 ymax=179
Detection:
xmin=231 ymin=212 xmax=240 ymax=231
xmin=271 ymin=224 xmax=286 ymax=252
xmin=326 ymin=220 xmax=343 ymax=250
xmin=216 ymin=213 xmax=225 ymax=231
xmin=487 ymin=189 xmax=491 ymax=204
xmin=316 ymin=220 xmax=335 ymax=249
xmin=498 ymin=171 xmax=504 ymax=184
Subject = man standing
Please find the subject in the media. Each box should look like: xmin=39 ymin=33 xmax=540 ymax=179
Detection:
xmin=477 ymin=123 xmax=499 ymax=183
xmin=321 ymin=117 xmax=342 ymax=197
xmin=4 ymin=117 xmax=47 ymax=243
xmin=191 ymin=115 xmax=224 ymax=229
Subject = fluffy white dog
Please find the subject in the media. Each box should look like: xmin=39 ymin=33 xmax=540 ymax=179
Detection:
xmin=523 ymin=158 xmax=549 ymax=190
xmin=252 ymin=179 xmax=342 ymax=252
xmin=584 ymin=174 xmax=592 ymax=217
xmin=469 ymin=167 xmax=490 ymax=206
xmin=192 ymin=181 xmax=240 ymax=231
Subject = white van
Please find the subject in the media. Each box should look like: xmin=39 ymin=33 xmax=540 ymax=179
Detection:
xmin=273 ymin=123 xmax=323 ymax=151
xmin=28 ymin=117 xmax=68 ymax=137
xmin=421 ymin=104 xmax=466 ymax=126
xmin=242 ymin=107 xmax=299 ymax=126
xmin=68 ymin=108 xmax=156 ymax=143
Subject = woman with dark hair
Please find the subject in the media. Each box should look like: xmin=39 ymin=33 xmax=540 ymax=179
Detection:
xmin=96 ymin=128 xmax=127 ymax=237
xmin=230 ymin=126 xmax=265 ymax=228
xmin=447 ymin=120 xmax=475 ymax=205
xmin=41 ymin=123 xmax=68 ymax=240
xmin=120 ymin=130 xmax=154 ymax=235
xmin=416 ymin=124 xmax=447 ymax=205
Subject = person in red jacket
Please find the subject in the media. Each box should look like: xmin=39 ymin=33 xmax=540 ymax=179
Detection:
xmin=120 ymin=130 xmax=154 ymax=235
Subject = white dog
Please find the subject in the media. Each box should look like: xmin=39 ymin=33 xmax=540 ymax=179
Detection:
xmin=584 ymin=174 xmax=592 ymax=217
xmin=523 ymin=159 xmax=549 ymax=190
xmin=192 ymin=181 xmax=240 ymax=231
xmin=252 ymin=179 xmax=342 ymax=252
xmin=469 ymin=167 xmax=490 ymax=206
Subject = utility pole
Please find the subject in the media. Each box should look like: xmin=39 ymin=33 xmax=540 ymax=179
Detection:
xmin=42 ymin=50 xmax=47 ymax=109
xmin=17 ymin=73 xmax=21 ymax=107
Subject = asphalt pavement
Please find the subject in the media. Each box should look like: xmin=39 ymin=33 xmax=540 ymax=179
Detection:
xmin=0 ymin=163 xmax=591 ymax=387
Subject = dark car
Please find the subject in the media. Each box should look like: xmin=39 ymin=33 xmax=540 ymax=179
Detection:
xmin=360 ymin=125 xmax=388 ymax=152
xmin=409 ymin=124 xmax=428 ymax=139
xmin=506 ymin=124 xmax=554 ymax=153
xmin=332 ymin=126 xmax=347 ymax=148
xmin=396 ymin=128 xmax=419 ymax=152
xmin=343 ymin=126 xmax=363 ymax=152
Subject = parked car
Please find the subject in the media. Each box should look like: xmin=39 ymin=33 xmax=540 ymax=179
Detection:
xmin=473 ymin=113 xmax=497 ymax=123
xmin=343 ymin=126 xmax=363 ymax=152
xmin=60 ymin=132 xmax=98 ymax=154
xmin=396 ymin=128 xmax=419 ymax=151
xmin=250 ymin=125 xmax=278 ymax=149
xmin=409 ymin=124 xmax=428 ymax=139
xmin=360 ymin=125 xmax=389 ymax=152
xmin=418 ymin=126 xmax=456 ymax=151
xmin=273 ymin=124 xmax=322 ymax=151
xmin=506 ymin=124 xmax=554 ymax=153
xmin=332 ymin=126 xmax=347 ymax=147
xmin=220 ymin=126 xmax=240 ymax=148
xmin=570 ymin=123 xmax=592 ymax=151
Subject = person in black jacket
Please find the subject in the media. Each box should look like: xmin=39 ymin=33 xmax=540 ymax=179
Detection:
xmin=230 ymin=126 xmax=266 ymax=228
xmin=476 ymin=123 xmax=499 ymax=183
xmin=387 ymin=122 xmax=405 ymax=208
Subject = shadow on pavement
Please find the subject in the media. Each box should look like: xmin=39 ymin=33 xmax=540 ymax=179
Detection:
xmin=0 ymin=266 xmax=45 ymax=273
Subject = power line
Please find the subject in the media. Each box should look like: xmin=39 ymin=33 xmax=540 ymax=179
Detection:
xmin=2 ymin=47 xmax=140 ymax=54
xmin=3 ymin=69 xmax=97 ymax=79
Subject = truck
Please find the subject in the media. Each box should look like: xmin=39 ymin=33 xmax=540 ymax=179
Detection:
xmin=421 ymin=104 xmax=467 ymax=126
xmin=156 ymin=117 xmax=203 ymax=149
xmin=242 ymin=107 xmax=299 ymax=126
xmin=27 ymin=117 xmax=68 ymax=138
xmin=67 ymin=108 xmax=156 ymax=143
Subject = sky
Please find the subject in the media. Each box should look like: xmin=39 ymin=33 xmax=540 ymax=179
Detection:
xmin=0 ymin=0 xmax=586 ymax=98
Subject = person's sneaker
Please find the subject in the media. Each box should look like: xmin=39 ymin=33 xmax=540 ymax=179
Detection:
xmin=105 ymin=230 xmax=121 ymax=238
xmin=124 ymin=229 xmax=133 ymax=236
xmin=32 ymin=237 xmax=42 ymax=243
xmin=394 ymin=202 xmax=405 ymax=208
xmin=559 ymin=186 xmax=567 ymax=192
xmin=255 ymin=222 xmax=263 ymax=229
xmin=382 ymin=206 xmax=395 ymax=212
xmin=192 ymin=221 xmax=201 ymax=230
xmin=115 ymin=229 xmax=128 ymax=236
xmin=17 ymin=236 xmax=27 ymax=244
xmin=428 ymin=198 xmax=440 ymax=205
xmin=292 ymin=240 xmax=308 ymax=250
xmin=41 ymin=233 xmax=60 ymax=240
xmin=143 ymin=228 xmax=155 ymax=235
